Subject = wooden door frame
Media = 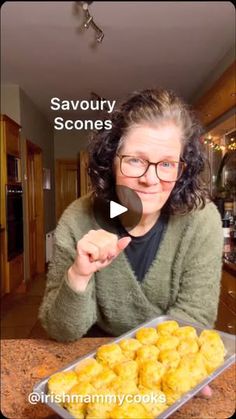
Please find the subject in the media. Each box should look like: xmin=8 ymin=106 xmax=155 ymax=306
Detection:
xmin=55 ymin=158 xmax=77 ymax=222
xmin=26 ymin=140 xmax=45 ymax=277
xmin=0 ymin=119 xmax=8 ymax=295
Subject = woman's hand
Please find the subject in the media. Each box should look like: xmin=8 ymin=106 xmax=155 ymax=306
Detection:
xmin=199 ymin=385 xmax=212 ymax=398
xmin=68 ymin=229 xmax=131 ymax=292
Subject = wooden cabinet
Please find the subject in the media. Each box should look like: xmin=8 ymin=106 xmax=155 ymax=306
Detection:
xmin=0 ymin=114 xmax=23 ymax=294
xmin=5 ymin=117 xmax=20 ymax=157
xmin=216 ymin=300 xmax=236 ymax=335
xmin=0 ymin=229 xmax=7 ymax=296
xmin=8 ymin=254 xmax=24 ymax=292
xmin=215 ymin=269 xmax=236 ymax=335
xmin=0 ymin=116 xmax=8 ymax=295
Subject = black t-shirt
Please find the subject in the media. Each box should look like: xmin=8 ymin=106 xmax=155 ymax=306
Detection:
xmin=117 ymin=213 xmax=168 ymax=282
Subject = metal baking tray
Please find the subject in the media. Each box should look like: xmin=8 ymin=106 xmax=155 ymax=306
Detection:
xmin=33 ymin=315 xmax=236 ymax=418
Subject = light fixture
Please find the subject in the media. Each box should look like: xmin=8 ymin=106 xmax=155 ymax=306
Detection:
xmin=84 ymin=15 xmax=93 ymax=28
xmin=96 ymin=30 xmax=104 ymax=43
xmin=76 ymin=1 xmax=105 ymax=43
xmin=81 ymin=1 xmax=91 ymax=10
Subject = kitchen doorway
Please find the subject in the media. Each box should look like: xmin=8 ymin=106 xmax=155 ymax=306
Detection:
xmin=55 ymin=159 xmax=78 ymax=222
xmin=26 ymin=140 xmax=45 ymax=279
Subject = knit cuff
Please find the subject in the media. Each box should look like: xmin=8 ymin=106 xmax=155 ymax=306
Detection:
xmin=56 ymin=272 xmax=94 ymax=307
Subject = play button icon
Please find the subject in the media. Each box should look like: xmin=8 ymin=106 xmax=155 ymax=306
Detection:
xmin=93 ymin=185 xmax=143 ymax=233
xmin=110 ymin=201 xmax=128 ymax=219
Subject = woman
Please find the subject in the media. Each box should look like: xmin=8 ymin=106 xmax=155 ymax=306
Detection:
xmin=39 ymin=88 xmax=223 ymax=347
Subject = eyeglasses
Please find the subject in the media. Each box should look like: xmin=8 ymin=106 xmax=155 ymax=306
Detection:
xmin=116 ymin=154 xmax=186 ymax=182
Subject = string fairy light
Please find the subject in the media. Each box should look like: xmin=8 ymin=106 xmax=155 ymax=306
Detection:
xmin=203 ymin=137 xmax=236 ymax=152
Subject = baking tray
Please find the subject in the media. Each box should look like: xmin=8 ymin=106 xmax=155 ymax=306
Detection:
xmin=33 ymin=315 xmax=236 ymax=418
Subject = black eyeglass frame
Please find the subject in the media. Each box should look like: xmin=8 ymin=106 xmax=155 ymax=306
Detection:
xmin=116 ymin=154 xmax=187 ymax=182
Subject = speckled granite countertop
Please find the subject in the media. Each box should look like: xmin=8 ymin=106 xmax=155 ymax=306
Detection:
xmin=1 ymin=338 xmax=235 ymax=418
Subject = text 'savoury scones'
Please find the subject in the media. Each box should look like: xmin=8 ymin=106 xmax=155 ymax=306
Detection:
xmin=47 ymin=321 xmax=227 ymax=419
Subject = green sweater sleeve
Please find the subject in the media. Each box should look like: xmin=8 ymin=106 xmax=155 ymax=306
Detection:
xmin=38 ymin=210 xmax=97 ymax=342
xmin=166 ymin=203 xmax=224 ymax=327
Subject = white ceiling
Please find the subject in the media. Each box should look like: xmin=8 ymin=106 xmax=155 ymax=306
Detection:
xmin=1 ymin=1 xmax=235 ymax=121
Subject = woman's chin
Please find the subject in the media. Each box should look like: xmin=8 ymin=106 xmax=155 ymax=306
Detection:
xmin=141 ymin=203 xmax=163 ymax=216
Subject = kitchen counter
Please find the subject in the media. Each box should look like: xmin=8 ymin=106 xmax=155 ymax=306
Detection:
xmin=1 ymin=338 xmax=235 ymax=418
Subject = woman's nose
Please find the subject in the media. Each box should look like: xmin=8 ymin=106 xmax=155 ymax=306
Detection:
xmin=139 ymin=164 xmax=160 ymax=185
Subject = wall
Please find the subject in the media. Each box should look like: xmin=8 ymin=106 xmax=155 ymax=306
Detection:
xmin=19 ymin=89 xmax=55 ymax=281
xmin=20 ymin=89 xmax=55 ymax=233
xmin=1 ymin=84 xmax=21 ymax=124
xmin=54 ymin=130 xmax=89 ymax=159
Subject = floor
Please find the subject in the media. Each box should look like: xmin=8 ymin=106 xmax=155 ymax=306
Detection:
xmin=1 ymin=272 xmax=113 ymax=339
xmin=1 ymin=273 xmax=49 ymax=339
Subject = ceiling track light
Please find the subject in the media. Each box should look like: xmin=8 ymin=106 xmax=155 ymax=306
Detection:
xmin=96 ymin=30 xmax=104 ymax=43
xmin=84 ymin=15 xmax=93 ymax=28
xmin=76 ymin=1 xmax=104 ymax=43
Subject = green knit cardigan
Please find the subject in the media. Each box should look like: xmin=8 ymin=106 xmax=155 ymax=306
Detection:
xmin=39 ymin=194 xmax=224 ymax=342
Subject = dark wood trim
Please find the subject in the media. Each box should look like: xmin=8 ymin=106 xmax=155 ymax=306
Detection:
xmin=194 ymin=60 xmax=236 ymax=127
xmin=26 ymin=139 xmax=42 ymax=154
xmin=26 ymin=140 xmax=45 ymax=277
xmin=1 ymin=114 xmax=21 ymax=129
xmin=55 ymin=158 xmax=77 ymax=222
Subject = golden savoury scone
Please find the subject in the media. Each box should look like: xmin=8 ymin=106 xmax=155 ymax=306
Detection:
xmin=74 ymin=358 xmax=103 ymax=382
xmin=136 ymin=327 xmax=158 ymax=345
xmin=47 ymin=370 xmax=78 ymax=404
xmin=139 ymin=360 xmax=166 ymax=390
xmin=113 ymin=360 xmax=139 ymax=383
xmin=156 ymin=335 xmax=179 ymax=351
xmin=90 ymin=367 xmax=117 ymax=390
xmin=139 ymin=387 xmax=168 ymax=416
xmin=96 ymin=343 xmax=126 ymax=369
xmin=158 ymin=349 xmax=181 ymax=370
xmin=162 ymin=365 xmax=193 ymax=405
xmin=64 ymin=381 xmax=95 ymax=418
xmin=65 ymin=405 xmax=84 ymax=419
xmin=157 ymin=320 xmax=179 ymax=336
xmin=198 ymin=330 xmax=226 ymax=354
xmin=173 ymin=326 xmax=198 ymax=340
xmin=110 ymin=376 xmax=138 ymax=395
xmin=86 ymin=387 xmax=117 ymax=419
xmin=136 ymin=345 xmax=160 ymax=363
xmin=198 ymin=329 xmax=226 ymax=374
xmin=118 ymin=338 xmax=142 ymax=360
xmin=199 ymin=342 xmax=225 ymax=374
xmin=177 ymin=338 xmax=199 ymax=357
xmin=179 ymin=353 xmax=208 ymax=387
xmin=109 ymin=401 xmax=153 ymax=419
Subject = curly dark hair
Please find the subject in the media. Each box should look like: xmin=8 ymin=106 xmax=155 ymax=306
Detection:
xmin=88 ymin=88 xmax=210 ymax=215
